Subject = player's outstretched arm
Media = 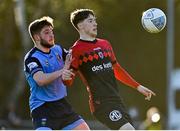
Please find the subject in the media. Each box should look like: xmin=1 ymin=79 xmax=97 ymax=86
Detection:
xmin=113 ymin=62 xmax=140 ymax=88
xmin=137 ymin=85 xmax=156 ymax=101
xmin=113 ymin=62 xmax=156 ymax=100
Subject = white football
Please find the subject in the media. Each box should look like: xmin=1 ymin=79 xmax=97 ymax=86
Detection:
xmin=141 ymin=8 xmax=167 ymax=33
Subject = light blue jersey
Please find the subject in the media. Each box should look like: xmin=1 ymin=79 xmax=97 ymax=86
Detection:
xmin=24 ymin=44 xmax=68 ymax=112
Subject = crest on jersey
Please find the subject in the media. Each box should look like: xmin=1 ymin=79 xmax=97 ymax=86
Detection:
xmin=98 ymin=51 xmax=104 ymax=59
xmin=56 ymin=53 xmax=61 ymax=61
xmin=109 ymin=110 xmax=122 ymax=121
xmin=41 ymin=118 xmax=47 ymax=126
xmin=45 ymin=60 xmax=49 ymax=66
xmin=27 ymin=62 xmax=38 ymax=71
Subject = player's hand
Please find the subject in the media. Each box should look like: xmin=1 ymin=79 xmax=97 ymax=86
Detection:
xmin=137 ymin=85 xmax=156 ymax=101
xmin=62 ymin=69 xmax=74 ymax=80
xmin=64 ymin=50 xmax=74 ymax=69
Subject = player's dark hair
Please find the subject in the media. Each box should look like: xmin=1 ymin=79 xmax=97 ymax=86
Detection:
xmin=70 ymin=9 xmax=95 ymax=29
xmin=28 ymin=16 xmax=54 ymax=42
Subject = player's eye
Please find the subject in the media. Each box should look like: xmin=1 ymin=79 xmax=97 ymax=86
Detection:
xmin=88 ymin=18 xmax=96 ymax=24
xmin=88 ymin=20 xmax=93 ymax=23
xmin=44 ymin=30 xmax=53 ymax=35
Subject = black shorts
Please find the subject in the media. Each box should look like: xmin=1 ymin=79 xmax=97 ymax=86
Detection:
xmin=93 ymin=99 xmax=133 ymax=130
xmin=31 ymin=98 xmax=82 ymax=130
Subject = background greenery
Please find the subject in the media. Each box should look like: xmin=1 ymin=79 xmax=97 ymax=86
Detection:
xmin=0 ymin=0 xmax=179 ymax=126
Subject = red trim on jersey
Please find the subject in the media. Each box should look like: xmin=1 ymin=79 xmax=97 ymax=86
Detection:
xmin=113 ymin=62 xmax=140 ymax=88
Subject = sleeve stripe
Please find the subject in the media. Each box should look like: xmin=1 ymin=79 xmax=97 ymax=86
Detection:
xmin=31 ymin=68 xmax=43 ymax=76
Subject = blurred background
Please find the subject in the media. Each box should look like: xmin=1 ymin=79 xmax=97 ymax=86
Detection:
xmin=0 ymin=0 xmax=179 ymax=129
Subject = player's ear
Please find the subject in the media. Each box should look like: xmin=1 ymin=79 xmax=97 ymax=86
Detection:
xmin=33 ymin=34 xmax=40 ymax=42
xmin=77 ymin=22 xmax=83 ymax=30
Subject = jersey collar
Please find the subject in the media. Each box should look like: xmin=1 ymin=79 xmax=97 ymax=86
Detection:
xmin=79 ymin=39 xmax=97 ymax=44
xmin=34 ymin=47 xmax=51 ymax=54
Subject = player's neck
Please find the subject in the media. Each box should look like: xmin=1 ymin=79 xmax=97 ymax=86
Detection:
xmin=35 ymin=44 xmax=51 ymax=53
xmin=79 ymin=34 xmax=96 ymax=41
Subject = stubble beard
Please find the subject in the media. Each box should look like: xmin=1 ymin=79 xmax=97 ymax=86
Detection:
xmin=40 ymin=38 xmax=54 ymax=48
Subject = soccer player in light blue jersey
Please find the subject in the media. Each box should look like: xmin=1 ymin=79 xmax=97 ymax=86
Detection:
xmin=24 ymin=16 xmax=89 ymax=130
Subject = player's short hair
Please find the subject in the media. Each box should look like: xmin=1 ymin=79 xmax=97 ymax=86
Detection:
xmin=28 ymin=16 xmax=54 ymax=43
xmin=70 ymin=9 xmax=95 ymax=29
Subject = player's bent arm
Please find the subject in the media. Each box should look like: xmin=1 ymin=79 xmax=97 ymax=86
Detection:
xmin=33 ymin=70 xmax=63 ymax=86
xmin=33 ymin=69 xmax=74 ymax=86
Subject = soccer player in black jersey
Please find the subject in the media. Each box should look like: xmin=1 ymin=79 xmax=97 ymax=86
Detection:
xmin=65 ymin=9 xmax=156 ymax=130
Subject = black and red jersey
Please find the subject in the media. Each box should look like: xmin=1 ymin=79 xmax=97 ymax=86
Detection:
xmin=69 ymin=38 xmax=140 ymax=112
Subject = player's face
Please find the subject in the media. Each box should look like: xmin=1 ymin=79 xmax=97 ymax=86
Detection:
xmin=39 ymin=25 xmax=55 ymax=48
xmin=80 ymin=14 xmax=97 ymax=38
